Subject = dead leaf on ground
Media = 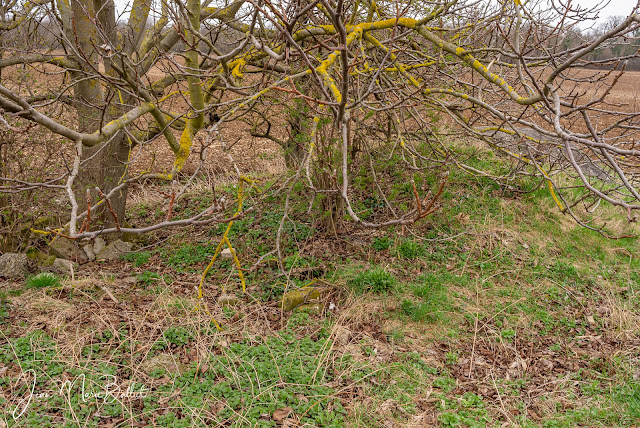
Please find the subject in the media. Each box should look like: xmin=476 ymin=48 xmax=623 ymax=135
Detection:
xmin=273 ymin=407 xmax=293 ymax=421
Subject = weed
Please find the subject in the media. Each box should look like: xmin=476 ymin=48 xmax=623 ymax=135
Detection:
xmin=437 ymin=392 xmax=490 ymax=427
xmin=136 ymin=270 xmax=160 ymax=286
xmin=26 ymin=272 xmax=61 ymax=289
xmin=613 ymin=381 xmax=640 ymax=420
xmin=348 ymin=267 xmax=396 ymax=294
xmin=187 ymin=334 xmax=342 ymax=425
xmin=500 ymin=328 xmax=516 ymax=341
xmin=0 ymin=292 xmax=8 ymax=324
xmin=386 ymin=329 xmax=405 ymax=343
xmin=146 ymin=285 xmax=169 ymax=295
xmin=163 ymin=326 xmax=193 ymax=347
xmin=121 ymin=251 xmax=151 ymax=267
xmin=222 ymin=306 xmax=236 ymax=318
xmin=372 ymin=236 xmax=392 ymax=251
xmin=163 ymin=243 xmax=215 ymax=271
xmin=400 ymin=272 xmax=456 ymax=322
xmin=283 ymin=254 xmax=321 ymax=271
xmin=433 ymin=375 xmax=456 ymax=392
xmin=397 ymin=239 xmax=426 ymax=259
xmin=3 ymin=140 xmax=640 ymax=427
xmin=444 ymin=351 xmax=459 ymax=365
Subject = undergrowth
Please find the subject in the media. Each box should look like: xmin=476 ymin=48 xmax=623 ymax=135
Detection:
xmin=2 ymin=144 xmax=640 ymax=427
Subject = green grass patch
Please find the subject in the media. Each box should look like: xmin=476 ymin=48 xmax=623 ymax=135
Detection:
xmin=397 ymin=239 xmax=426 ymax=259
xmin=400 ymin=272 xmax=461 ymax=322
xmin=121 ymin=251 xmax=151 ymax=267
xmin=348 ymin=267 xmax=397 ymax=294
xmin=26 ymin=272 xmax=61 ymax=289
xmin=372 ymin=236 xmax=392 ymax=251
xmin=162 ymin=243 xmax=216 ymax=271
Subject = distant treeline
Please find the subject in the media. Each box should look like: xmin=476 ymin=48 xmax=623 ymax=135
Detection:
xmin=2 ymin=14 xmax=639 ymax=70
xmin=562 ymin=16 xmax=640 ymax=71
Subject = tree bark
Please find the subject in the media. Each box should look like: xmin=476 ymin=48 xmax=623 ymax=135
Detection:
xmin=71 ymin=0 xmax=129 ymax=230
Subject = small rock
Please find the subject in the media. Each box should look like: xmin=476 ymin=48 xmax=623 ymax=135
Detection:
xmin=282 ymin=287 xmax=321 ymax=311
xmin=218 ymin=294 xmax=240 ymax=306
xmin=220 ymin=248 xmax=233 ymax=259
xmin=295 ymin=303 xmax=323 ymax=314
xmin=334 ymin=326 xmax=351 ymax=345
xmin=122 ymin=276 xmax=137 ymax=285
xmin=93 ymin=237 xmax=106 ymax=255
xmin=122 ymin=223 xmax=145 ymax=244
xmin=347 ymin=238 xmax=367 ymax=252
xmin=26 ymin=249 xmax=56 ymax=266
xmin=83 ymin=244 xmax=95 ymax=261
xmin=49 ymin=237 xmax=87 ymax=263
xmin=51 ymin=258 xmax=78 ymax=274
xmin=96 ymin=239 xmax=133 ymax=261
xmin=140 ymin=354 xmax=187 ymax=375
xmin=539 ymin=359 xmax=554 ymax=372
xmin=0 ymin=253 xmax=29 ymax=279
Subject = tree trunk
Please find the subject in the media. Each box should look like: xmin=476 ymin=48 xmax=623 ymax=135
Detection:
xmin=79 ymin=135 xmax=130 ymax=227
xmin=315 ymin=169 xmax=344 ymax=235
xmin=284 ymin=113 xmax=307 ymax=169
xmin=71 ymin=0 xmax=129 ymax=230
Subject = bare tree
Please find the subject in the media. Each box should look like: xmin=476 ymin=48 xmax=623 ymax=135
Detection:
xmin=1 ymin=0 xmax=640 ymax=249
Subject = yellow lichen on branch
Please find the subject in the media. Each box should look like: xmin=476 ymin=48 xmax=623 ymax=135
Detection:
xmin=315 ymin=25 xmax=365 ymax=103
xmin=196 ymin=176 xmax=260 ymax=330
xmin=230 ymin=57 xmax=248 ymax=79
xmin=414 ymin=26 xmax=540 ymax=105
xmin=172 ymin=122 xmax=195 ymax=173
xmin=169 ymin=0 xmax=204 ymax=175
